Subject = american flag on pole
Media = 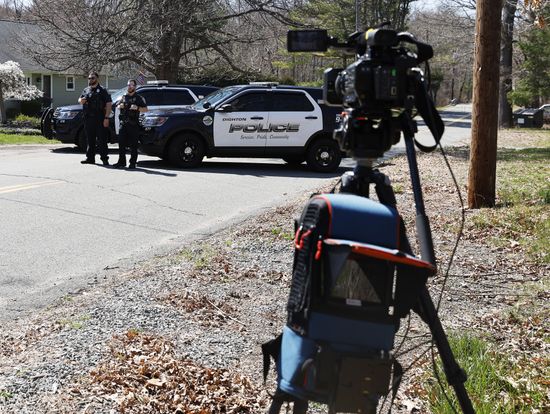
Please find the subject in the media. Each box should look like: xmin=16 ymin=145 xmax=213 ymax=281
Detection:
xmin=136 ymin=71 xmax=146 ymax=85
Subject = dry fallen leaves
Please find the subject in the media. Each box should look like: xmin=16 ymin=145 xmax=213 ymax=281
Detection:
xmin=88 ymin=331 xmax=267 ymax=413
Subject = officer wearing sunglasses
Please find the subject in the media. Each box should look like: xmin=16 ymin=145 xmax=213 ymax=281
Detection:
xmin=78 ymin=71 xmax=112 ymax=165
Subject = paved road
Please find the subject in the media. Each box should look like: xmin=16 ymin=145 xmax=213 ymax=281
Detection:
xmin=0 ymin=105 xmax=471 ymax=321
xmin=0 ymin=149 xmax=354 ymax=321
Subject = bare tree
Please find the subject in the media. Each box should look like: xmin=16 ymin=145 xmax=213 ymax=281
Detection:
xmin=24 ymin=0 xmax=295 ymax=82
xmin=409 ymin=5 xmax=475 ymax=105
xmin=499 ymin=0 xmax=518 ymax=128
xmin=0 ymin=0 xmax=25 ymax=18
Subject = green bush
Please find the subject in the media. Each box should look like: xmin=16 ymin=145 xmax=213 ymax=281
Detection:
xmin=12 ymin=114 xmax=41 ymax=129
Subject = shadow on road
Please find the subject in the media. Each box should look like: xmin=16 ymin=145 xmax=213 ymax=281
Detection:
xmin=418 ymin=120 xmax=472 ymax=129
xmin=136 ymin=159 xmax=352 ymax=179
xmin=48 ymin=146 xmax=352 ymax=178
xmin=50 ymin=147 xmax=120 ymax=155
xmin=438 ymin=110 xmax=472 ymax=119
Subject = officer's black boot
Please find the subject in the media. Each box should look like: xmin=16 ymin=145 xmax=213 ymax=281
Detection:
xmin=113 ymin=160 xmax=126 ymax=168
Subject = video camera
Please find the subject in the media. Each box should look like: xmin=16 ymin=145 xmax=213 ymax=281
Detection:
xmin=287 ymin=27 xmax=443 ymax=159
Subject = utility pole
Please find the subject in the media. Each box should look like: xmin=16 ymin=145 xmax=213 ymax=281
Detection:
xmin=468 ymin=0 xmax=503 ymax=208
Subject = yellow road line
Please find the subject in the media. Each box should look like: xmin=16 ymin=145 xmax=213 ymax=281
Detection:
xmin=0 ymin=181 xmax=63 ymax=195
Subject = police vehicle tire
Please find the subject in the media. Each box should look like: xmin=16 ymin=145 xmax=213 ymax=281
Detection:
xmin=282 ymin=155 xmax=305 ymax=165
xmin=77 ymin=129 xmax=87 ymax=152
xmin=306 ymin=138 xmax=341 ymax=172
xmin=168 ymin=134 xmax=205 ymax=168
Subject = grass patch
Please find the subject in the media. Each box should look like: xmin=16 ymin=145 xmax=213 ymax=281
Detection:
xmin=57 ymin=314 xmax=90 ymax=330
xmin=423 ymin=334 xmax=548 ymax=413
xmin=270 ymin=226 xmax=294 ymax=241
xmin=0 ymin=133 xmax=59 ymax=145
xmin=13 ymin=114 xmax=41 ymax=129
xmin=467 ymin=145 xmax=550 ymax=263
xmin=178 ymin=244 xmax=217 ymax=269
xmin=0 ymin=389 xmax=13 ymax=400
xmin=470 ymin=205 xmax=549 ymax=262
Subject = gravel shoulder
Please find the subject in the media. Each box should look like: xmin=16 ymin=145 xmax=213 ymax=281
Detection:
xmin=0 ymin=133 xmax=548 ymax=413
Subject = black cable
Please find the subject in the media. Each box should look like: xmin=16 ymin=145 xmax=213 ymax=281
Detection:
xmin=392 ymin=314 xmax=411 ymax=355
xmin=378 ymin=345 xmax=433 ymax=413
xmin=426 ymin=144 xmax=466 ymax=413
xmin=434 ymin=143 xmax=466 ymax=312
xmin=394 ymin=339 xmax=433 ymax=358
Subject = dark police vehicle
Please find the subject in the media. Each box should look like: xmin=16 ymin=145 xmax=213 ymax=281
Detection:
xmin=40 ymin=82 xmax=218 ymax=151
xmin=140 ymin=83 xmax=343 ymax=172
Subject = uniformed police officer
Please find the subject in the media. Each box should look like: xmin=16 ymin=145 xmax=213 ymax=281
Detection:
xmin=78 ymin=71 xmax=112 ymax=165
xmin=113 ymin=79 xmax=148 ymax=169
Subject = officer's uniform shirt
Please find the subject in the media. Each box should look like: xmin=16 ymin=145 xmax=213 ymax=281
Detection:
xmin=80 ymin=84 xmax=111 ymax=119
xmin=119 ymin=93 xmax=147 ymax=126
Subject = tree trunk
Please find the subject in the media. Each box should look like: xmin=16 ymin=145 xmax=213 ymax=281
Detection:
xmin=468 ymin=0 xmax=503 ymax=208
xmin=499 ymin=0 xmax=518 ymax=128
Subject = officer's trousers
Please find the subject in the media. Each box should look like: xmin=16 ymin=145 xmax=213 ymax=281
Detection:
xmin=84 ymin=116 xmax=109 ymax=162
xmin=118 ymin=123 xmax=140 ymax=166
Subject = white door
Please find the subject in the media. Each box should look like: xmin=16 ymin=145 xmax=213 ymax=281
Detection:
xmin=213 ymin=91 xmax=270 ymax=148
xmin=267 ymin=91 xmax=322 ymax=147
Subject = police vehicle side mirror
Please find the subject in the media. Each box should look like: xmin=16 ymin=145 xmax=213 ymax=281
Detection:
xmin=217 ymin=104 xmax=233 ymax=112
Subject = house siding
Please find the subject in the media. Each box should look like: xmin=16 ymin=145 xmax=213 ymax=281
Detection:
xmin=49 ymin=74 xmax=113 ymax=107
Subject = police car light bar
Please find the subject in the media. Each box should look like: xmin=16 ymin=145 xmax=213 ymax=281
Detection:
xmin=147 ymin=80 xmax=169 ymax=85
xmin=249 ymin=82 xmax=279 ymax=87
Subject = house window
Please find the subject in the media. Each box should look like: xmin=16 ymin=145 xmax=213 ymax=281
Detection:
xmin=66 ymin=76 xmax=75 ymax=91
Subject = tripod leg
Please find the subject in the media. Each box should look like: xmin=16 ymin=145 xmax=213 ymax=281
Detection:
xmin=419 ymin=288 xmax=475 ymax=414
xmin=267 ymin=393 xmax=285 ymax=414
xmin=267 ymin=390 xmax=308 ymax=414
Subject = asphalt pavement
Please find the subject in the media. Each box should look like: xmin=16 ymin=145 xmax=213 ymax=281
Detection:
xmin=0 ymin=104 xmax=471 ymax=321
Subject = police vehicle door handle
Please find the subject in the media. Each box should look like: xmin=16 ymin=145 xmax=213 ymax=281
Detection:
xmin=305 ymin=116 xmax=318 ymax=120
xmin=251 ymin=116 xmax=264 ymax=120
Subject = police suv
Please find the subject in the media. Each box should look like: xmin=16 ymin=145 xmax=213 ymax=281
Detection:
xmin=40 ymin=82 xmax=218 ymax=151
xmin=140 ymin=83 xmax=343 ymax=172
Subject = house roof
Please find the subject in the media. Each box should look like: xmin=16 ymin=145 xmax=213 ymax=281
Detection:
xmin=0 ymin=19 xmax=50 ymax=73
xmin=0 ymin=19 xmax=111 ymax=76
xmin=0 ymin=19 xmax=148 ymax=79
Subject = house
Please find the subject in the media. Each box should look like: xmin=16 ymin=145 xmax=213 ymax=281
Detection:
xmin=0 ymin=19 xmax=135 ymax=109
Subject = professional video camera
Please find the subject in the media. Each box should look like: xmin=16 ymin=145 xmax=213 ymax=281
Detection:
xmin=262 ymin=25 xmax=475 ymax=414
xmin=287 ymin=27 xmax=443 ymax=159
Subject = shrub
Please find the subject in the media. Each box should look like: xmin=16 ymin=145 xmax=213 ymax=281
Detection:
xmin=20 ymin=98 xmax=43 ymax=117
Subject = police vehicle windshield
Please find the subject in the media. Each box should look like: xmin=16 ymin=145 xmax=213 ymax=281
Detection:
xmin=191 ymin=86 xmax=242 ymax=110
xmin=110 ymin=87 xmax=127 ymax=105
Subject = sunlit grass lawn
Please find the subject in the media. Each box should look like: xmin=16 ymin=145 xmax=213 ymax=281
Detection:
xmin=0 ymin=133 xmax=60 ymax=145
xmin=468 ymin=140 xmax=550 ymax=263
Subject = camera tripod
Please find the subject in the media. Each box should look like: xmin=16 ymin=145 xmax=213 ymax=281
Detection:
xmin=339 ymin=109 xmax=475 ymax=414
xmin=267 ymin=108 xmax=475 ymax=414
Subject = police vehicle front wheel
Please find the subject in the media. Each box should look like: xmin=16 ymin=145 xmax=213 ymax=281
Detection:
xmin=306 ymin=138 xmax=341 ymax=172
xmin=168 ymin=134 xmax=205 ymax=168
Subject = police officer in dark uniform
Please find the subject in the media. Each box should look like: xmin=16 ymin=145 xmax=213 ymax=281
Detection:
xmin=113 ymin=79 xmax=148 ymax=169
xmin=78 ymin=71 xmax=112 ymax=165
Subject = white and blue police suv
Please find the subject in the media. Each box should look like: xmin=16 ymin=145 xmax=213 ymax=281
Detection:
xmin=139 ymin=83 xmax=344 ymax=172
